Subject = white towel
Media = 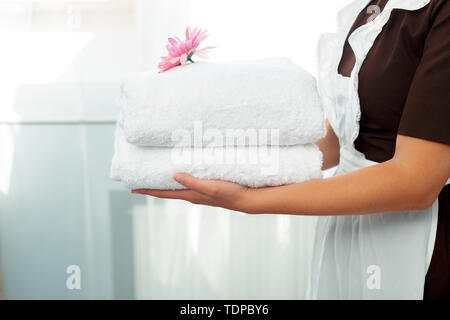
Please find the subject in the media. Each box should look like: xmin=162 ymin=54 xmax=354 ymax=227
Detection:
xmin=111 ymin=128 xmax=323 ymax=190
xmin=119 ymin=59 xmax=325 ymax=147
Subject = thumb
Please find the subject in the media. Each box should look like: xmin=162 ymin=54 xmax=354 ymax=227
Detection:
xmin=174 ymin=173 xmax=214 ymax=194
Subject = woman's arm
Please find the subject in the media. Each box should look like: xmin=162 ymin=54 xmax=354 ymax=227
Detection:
xmin=315 ymin=119 xmax=340 ymax=170
xmin=133 ymin=135 xmax=450 ymax=216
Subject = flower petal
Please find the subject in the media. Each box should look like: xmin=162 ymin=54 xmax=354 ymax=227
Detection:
xmin=193 ymin=32 xmax=208 ymax=48
xmin=168 ymin=37 xmax=178 ymax=47
xmin=191 ymin=27 xmax=199 ymax=38
xmin=185 ymin=39 xmax=193 ymax=51
xmin=166 ymin=45 xmax=177 ymax=57
xmin=159 ymin=26 xmax=214 ymax=71
xmin=196 ymin=46 xmax=216 ymax=53
xmin=194 ymin=51 xmax=209 ymax=59
xmin=179 ymin=53 xmax=188 ymax=65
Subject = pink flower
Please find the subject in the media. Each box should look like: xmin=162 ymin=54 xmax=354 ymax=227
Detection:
xmin=158 ymin=27 xmax=215 ymax=73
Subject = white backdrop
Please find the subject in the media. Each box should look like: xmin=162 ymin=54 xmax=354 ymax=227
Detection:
xmin=0 ymin=0 xmax=349 ymax=299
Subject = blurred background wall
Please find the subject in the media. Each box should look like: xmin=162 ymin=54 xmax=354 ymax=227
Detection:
xmin=0 ymin=0 xmax=348 ymax=299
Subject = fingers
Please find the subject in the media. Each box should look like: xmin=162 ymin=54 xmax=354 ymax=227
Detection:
xmin=132 ymin=189 xmax=194 ymax=201
xmin=133 ymin=188 xmax=210 ymax=205
xmin=132 ymin=173 xmax=220 ymax=202
xmin=173 ymin=173 xmax=218 ymax=195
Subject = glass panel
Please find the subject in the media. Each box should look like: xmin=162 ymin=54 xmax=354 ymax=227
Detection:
xmin=0 ymin=124 xmax=88 ymax=299
xmin=0 ymin=123 xmax=142 ymax=299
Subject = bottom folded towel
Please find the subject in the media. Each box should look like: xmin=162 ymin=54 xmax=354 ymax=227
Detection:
xmin=111 ymin=128 xmax=323 ymax=190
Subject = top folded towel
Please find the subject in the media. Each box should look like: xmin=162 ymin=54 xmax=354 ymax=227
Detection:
xmin=119 ymin=58 xmax=325 ymax=147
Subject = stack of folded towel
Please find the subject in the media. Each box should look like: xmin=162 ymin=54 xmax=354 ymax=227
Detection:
xmin=111 ymin=58 xmax=326 ymax=190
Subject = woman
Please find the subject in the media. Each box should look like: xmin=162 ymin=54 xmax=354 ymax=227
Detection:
xmin=133 ymin=0 xmax=450 ymax=299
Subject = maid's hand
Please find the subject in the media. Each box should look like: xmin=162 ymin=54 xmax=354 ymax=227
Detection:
xmin=132 ymin=173 xmax=256 ymax=214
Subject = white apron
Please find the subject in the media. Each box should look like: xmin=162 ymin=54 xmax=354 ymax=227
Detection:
xmin=308 ymin=0 xmax=450 ymax=299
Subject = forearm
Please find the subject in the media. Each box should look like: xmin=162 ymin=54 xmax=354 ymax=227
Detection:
xmin=135 ymin=136 xmax=449 ymax=216
xmin=246 ymin=160 xmax=436 ymax=216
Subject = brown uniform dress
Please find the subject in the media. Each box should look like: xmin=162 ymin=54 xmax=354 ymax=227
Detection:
xmin=337 ymin=0 xmax=450 ymax=299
